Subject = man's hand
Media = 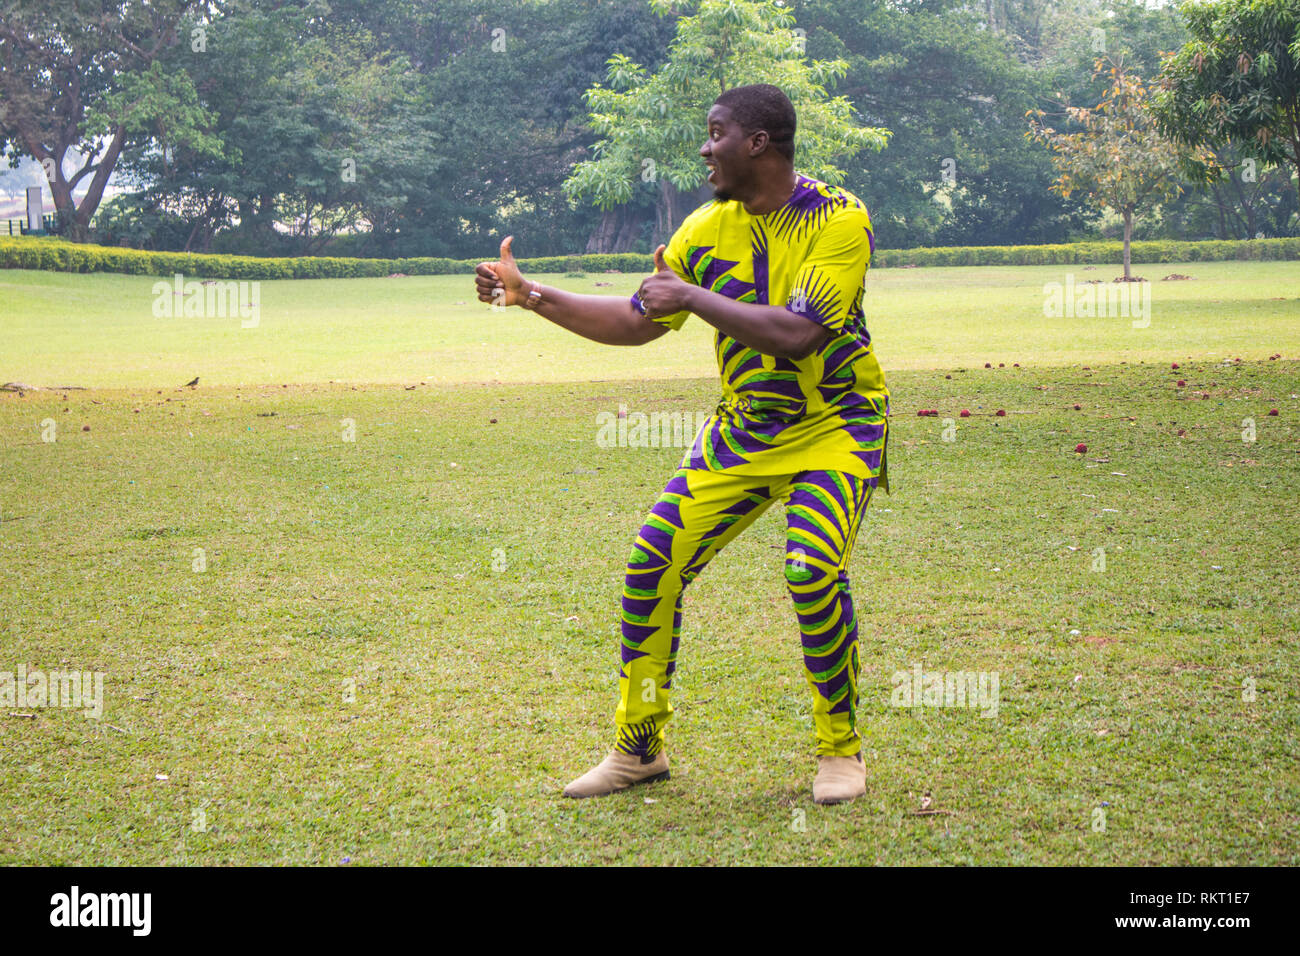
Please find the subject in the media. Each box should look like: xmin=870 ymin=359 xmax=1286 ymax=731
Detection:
xmin=475 ymin=235 xmax=529 ymax=307
xmin=636 ymin=244 xmax=694 ymax=320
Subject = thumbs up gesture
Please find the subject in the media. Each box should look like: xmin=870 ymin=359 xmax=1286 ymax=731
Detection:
xmin=475 ymin=235 xmax=529 ymax=307
xmin=637 ymin=243 xmax=691 ymax=319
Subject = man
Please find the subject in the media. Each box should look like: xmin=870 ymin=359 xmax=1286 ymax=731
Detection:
xmin=474 ymin=83 xmax=889 ymax=804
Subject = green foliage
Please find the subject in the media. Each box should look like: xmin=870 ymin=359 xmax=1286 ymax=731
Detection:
xmin=1028 ymin=58 xmax=1219 ymax=274
xmin=798 ymin=0 xmax=1099 ymax=249
xmin=105 ymin=3 xmax=440 ymax=256
xmin=563 ymin=0 xmax=889 ymax=211
xmin=84 ymin=60 xmax=223 ymax=163
xmin=0 ymin=0 xmax=203 ymax=238
xmin=5 ymin=0 xmax=1296 ymax=255
xmin=1152 ymin=0 xmax=1300 ymax=184
xmin=870 ymin=236 xmax=1300 ymax=267
xmin=1029 ymin=60 xmax=1214 ymax=215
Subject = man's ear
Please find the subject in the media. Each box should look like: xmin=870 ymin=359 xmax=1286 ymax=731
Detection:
xmin=748 ymin=130 xmax=770 ymax=157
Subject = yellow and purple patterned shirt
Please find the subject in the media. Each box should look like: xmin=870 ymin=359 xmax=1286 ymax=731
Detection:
xmin=630 ymin=173 xmax=890 ymax=490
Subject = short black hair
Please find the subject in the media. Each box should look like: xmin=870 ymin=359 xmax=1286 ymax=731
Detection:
xmin=713 ymin=83 xmax=796 ymax=162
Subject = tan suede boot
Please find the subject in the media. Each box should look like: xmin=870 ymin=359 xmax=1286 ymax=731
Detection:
xmin=562 ymin=750 xmax=670 ymax=799
xmin=812 ymin=753 xmax=866 ymax=804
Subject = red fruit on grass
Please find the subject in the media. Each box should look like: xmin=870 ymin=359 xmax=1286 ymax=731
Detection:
xmin=985 ymin=362 xmax=992 ymax=368
xmin=1073 ymin=404 xmax=1082 ymax=410
xmin=82 ymin=425 xmax=90 ymax=431
xmin=999 ymin=363 xmax=1005 ymax=368
xmin=996 ymin=409 xmax=1007 ymax=417
xmin=960 ymin=409 xmax=971 ymax=417
xmin=1176 ymin=380 xmax=1186 ymax=387
xmin=1171 ymin=363 xmax=1179 ymax=369
xmin=1268 ymin=409 xmax=1279 ymax=416
xmin=1178 ymin=429 xmax=1186 ymax=436
xmin=1075 ymin=443 xmax=1087 ymax=453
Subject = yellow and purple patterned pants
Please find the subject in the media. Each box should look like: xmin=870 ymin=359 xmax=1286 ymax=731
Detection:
xmin=615 ymin=466 xmax=876 ymax=758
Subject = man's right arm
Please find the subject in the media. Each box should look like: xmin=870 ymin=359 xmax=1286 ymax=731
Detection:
xmin=526 ymin=282 xmax=669 ymax=346
xmin=474 ymin=237 xmax=668 ymax=347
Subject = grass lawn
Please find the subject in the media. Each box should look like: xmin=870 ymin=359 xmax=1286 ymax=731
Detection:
xmin=1 ymin=260 xmax=1297 ymax=388
xmin=0 ymin=262 xmax=1298 ymax=865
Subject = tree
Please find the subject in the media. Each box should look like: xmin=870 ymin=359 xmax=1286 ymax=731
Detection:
xmin=1151 ymin=0 xmax=1300 ymax=193
xmin=0 ymin=0 xmax=208 ymax=241
xmin=800 ymin=0 xmax=1093 ymax=249
xmin=105 ymin=2 xmax=444 ymax=255
xmin=563 ymin=0 xmax=890 ymax=249
xmin=327 ymin=0 xmax=678 ymax=257
xmin=1028 ymin=59 xmax=1213 ymax=278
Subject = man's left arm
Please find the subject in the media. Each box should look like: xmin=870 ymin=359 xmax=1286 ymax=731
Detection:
xmin=637 ymin=209 xmax=872 ymax=361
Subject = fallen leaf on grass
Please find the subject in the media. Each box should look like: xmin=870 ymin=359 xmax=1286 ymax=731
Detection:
xmin=905 ymin=791 xmax=954 ymax=816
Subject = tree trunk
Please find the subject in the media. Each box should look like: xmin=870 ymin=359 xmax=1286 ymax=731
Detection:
xmin=72 ymin=125 xmax=127 ymax=239
xmin=1213 ymin=185 xmax=1229 ymax=240
xmin=612 ymin=211 xmax=641 ymax=252
xmin=1229 ymin=171 xmax=1258 ymax=238
xmin=1122 ymin=204 xmax=1133 ymax=280
xmin=1288 ymin=101 xmax=1300 ymax=201
xmin=586 ymin=182 xmax=714 ymax=253
xmin=584 ymin=208 xmax=619 ymax=253
xmin=185 ymin=194 xmax=226 ymax=252
xmin=651 ymin=181 xmax=712 ymax=246
xmin=46 ymin=167 xmax=79 ymax=240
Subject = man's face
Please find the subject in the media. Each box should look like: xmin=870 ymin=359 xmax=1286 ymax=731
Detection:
xmin=700 ymin=104 xmax=754 ymax=201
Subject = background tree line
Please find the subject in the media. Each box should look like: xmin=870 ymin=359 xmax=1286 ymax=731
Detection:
xmin=2 ymin=0 xmax=1296 ymax=258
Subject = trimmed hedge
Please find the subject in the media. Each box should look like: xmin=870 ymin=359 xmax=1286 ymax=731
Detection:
xmin=1 ymin=234 xmax=1296 ymax=280
xmin=871 ymin=238 xmax=1300 ymax=268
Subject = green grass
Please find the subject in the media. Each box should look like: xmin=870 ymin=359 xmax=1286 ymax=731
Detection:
xmin=1 ymin=263 xmax=1297 ymax=864
xmin=1 ymin=261 xmax=1297 ymax=388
